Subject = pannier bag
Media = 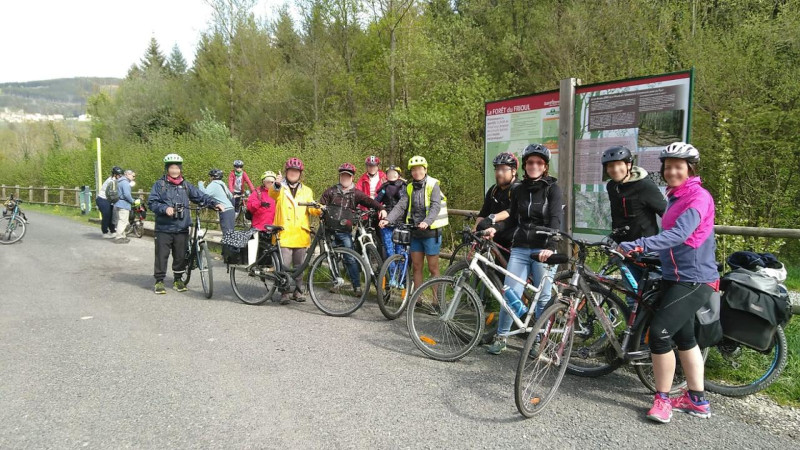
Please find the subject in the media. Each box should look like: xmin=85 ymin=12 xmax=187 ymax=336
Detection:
xmin=720 ymin=268 xmax=791 ymax=352
xmin=221 ymin=229 xmax=256 ymax=265
xmin=694 ymin=290 xmax=723 ymax=349
xmin=392 ymin=227 xmax=411 ymax=245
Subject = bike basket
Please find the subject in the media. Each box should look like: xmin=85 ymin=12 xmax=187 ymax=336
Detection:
xmin=392 ymin=227 xmax=411 ymax=245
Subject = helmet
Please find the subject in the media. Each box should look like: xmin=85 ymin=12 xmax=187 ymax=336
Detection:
xmin=111 ymin=166 xmax=124 ymax=176
xmin=133 ymin=198 xmax=142 ymax=207
xmin=285 ymin=157 xmax=305 ymax=171
xmin=522 ymin=144 xmax=550 ymax=164
xmin=365 ymin=155 xmax=380 ymax=166
xmin=660 ymin=142 xmax=699 ymax=163
xmin=338 ymin=162 xmax=356 ymax=175
xmin=261 ymin=170 xmax=277 ymax=181
xmin=164 ymin=153 xmax=183 ymax=165
xmin=492 ymin=152 xmax=519 ymax=170
xmin=601 ymin=146 xmax=633 ymax=165
xmin=386 ymin=164 xmax=402 ymax=174
xmin=407 ymin=155 xmax=428 ymax=170
xmin=208 ymin=169 xmax=223 ymax=180
xmin=233 ymin=160 xmax=244 ymax=168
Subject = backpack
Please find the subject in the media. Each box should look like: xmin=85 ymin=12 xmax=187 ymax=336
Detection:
xmin=106 ymin=178 xmax=120 ymax=203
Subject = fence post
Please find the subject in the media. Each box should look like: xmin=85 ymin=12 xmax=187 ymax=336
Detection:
xmin=75 ymin=186 xmax=80 ymax=206
xmin=59 ymin=186 xmax=64 ymax=205
xmin=43 ymin=186 xmax=48 ymax=204
xmin=28 ymin=186 xmax=32 ymax=202
xmin=15 ymin=185 xmax=20 ymax=199
xmin=1 ymin=185 xmax=5 ymax=198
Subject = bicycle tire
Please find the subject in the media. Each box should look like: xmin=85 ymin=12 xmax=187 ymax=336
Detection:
xmin=364 ymin=242 xmax=383 ymax=293
xmin=308 ymin=247 xmax=369 ymax=317
xmin=444 ymin=260 xmax=503 ymax=345
xmin=133 ymin=221 xmax=144 ymax=238
xmin=376 ymin=253 xmax=413 ymax=320
xmin=704 ymin=326 xmax=788 ymax=397
xmin=515 ymin=302 xmax=574 ymax=418
xmin=230 ymin=254 xmax=279 ymax=305
xmin=198 ymin=242 xmax=213 ymax=299
xmin=0 ymin=216 xmax=26 ymax=244
xmin=406 ymin=276 xmax=484 ymax=362
xmin=181 ymin=248 xmax=194 ymax=286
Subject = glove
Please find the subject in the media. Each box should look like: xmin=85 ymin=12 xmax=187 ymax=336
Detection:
xmin=476 ymin=217 xmax=493 ymax=231
xmin=261 ymin=202 xmax=271 ymax=208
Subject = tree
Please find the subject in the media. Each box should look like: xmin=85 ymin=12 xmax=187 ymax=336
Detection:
xmin=140 ymin=37 xmax=168 ymax=74
xmin=168 ymin=44 xmax=189 ymax=76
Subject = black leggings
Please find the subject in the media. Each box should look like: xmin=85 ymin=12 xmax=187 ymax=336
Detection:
xmin=649 ymin=281 xmax=713 ymax=355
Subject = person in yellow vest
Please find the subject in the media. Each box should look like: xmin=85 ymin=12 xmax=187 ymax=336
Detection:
xmin=270 ymin=157 xmax=321 ymax=304
xmin=379 ymin=155 xmax=448 ymax=292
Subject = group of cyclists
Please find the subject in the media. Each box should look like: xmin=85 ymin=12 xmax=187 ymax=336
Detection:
xmin=140 ymin=139 xmax=717 ymax=425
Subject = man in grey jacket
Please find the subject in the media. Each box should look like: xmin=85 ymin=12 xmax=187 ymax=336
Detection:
xmin=113 ymin=170 xmax=136 ymax=244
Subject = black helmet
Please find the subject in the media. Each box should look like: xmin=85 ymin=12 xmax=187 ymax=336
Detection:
xmin=522 ymin=143 xmax=550 ymax=164
xmin=492 ymin=152 xmax=519 ymax=170
xmin=233 ymin=160 xmax=244 ymax=168
xmin=209 ymin=169 xmax=223 ymax=180
xmin=601 ymin=146 xmax=633 ymax=165
xmin=111 ymin=166 xmax=123 ymax=176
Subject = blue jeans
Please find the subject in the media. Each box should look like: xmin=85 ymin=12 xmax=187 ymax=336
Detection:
xmin=380 ymin=227 xmax=407 ymax=271
xmin=333 ymin=231 xmax=361 ymax=288
xmin=497 ymin=247 xmax=557 ymax=336
xmin=95 ymin=197 xmax=115 ymax=234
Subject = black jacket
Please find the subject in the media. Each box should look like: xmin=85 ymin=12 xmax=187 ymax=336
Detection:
xmin=494 ymin=176 xmax=562 ymax=250
xmin=148 ymin=177 xmax=217 ymax=233
xmin=478 ymin=182 xmax=518 ymax=249
xmin=606 ymin=167 xmax=666 ymax=243
xmin=376 ymin=179 xmax=407 ymax=214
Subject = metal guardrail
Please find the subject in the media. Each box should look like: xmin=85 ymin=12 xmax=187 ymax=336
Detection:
xmin=4 ymin=184 xmax=800 ymax=239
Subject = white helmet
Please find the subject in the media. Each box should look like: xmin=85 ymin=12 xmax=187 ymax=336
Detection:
xmin=660 ymin=142 xmax=699 ymax=164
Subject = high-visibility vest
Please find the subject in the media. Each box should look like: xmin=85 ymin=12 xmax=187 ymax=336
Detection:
xmin=406 ymin=176 xmax=448 ymax=229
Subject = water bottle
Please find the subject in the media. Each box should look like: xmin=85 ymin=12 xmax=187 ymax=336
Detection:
xmin=503 ymin=285 xmax=528 ymax=318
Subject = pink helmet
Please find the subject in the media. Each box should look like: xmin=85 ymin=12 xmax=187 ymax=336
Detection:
xmin=285 ymin=157 xmax=305 ymax=171
xmin=338 ymin=162 xmax=356 ymax=175
xmin=365 ymin=155 xmax=380 ymax=166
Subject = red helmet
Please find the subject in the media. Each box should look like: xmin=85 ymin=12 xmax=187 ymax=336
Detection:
xmin=285 ymin=157 xmax=305 ymax=171
xmin=365 ymin=155 xmax=380 ymax=166
xmin=338 ymin=162 xmax=356 ymax=175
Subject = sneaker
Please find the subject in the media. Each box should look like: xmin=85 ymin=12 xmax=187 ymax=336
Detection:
xmin=280 ymin=294 xmax=291 ymax=305
xmin=154 ymin=282 xmax=166 ymax=295
xmin=671 ymin=391 xmax=711 ymax=419
xmin=646 ymin=393 xmax=672 ymax=423
xmin=173 ymin=280 xmax=188 ymax=292
xmin=102 ymin=233 xmax=114 ymax=239
xmin=293 ymin=290 xmax=306 ymax=303
xmin=353 ymin=287 xmax=363 ymax=297
xmin=487 ymin=337 xmax=507 ymax=355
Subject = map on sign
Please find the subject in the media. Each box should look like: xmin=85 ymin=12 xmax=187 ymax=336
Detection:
xmin=484 ymin=91 xmax=560 ymax=192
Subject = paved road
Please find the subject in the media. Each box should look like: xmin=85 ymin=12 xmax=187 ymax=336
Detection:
xmin=0 ymin=211 xmax=794 ymax=449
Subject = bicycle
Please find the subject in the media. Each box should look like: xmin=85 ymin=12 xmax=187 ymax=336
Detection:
xmin=445 ymin=213 xmax=477 ymax=267
xmin=352 ymin=208 xmax=384 ymax=295
xmin=228 ymin=201 xmax=371 ymax=317
xmin=513 ymin=226 xmax=705 ymax=417
xmin=375 ymin=224 xmax=414 ymax=320
xmin=179 ymin=205 xmax=214 ymax=299
xmin=125 ymin=198 xmax=146 ymax=238
xmin=233 ymin=191 xmax=251 ymax=229
xmin=1 ymin=195 xmax=27 ymax=244
xmin=405 ymin=229 xmax=568 ymax=362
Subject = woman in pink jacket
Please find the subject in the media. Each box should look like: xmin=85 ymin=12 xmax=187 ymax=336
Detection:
xmin=246 ymin=171 xmax=277 ymax=231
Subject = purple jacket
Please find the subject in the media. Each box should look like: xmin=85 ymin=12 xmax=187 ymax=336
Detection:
xmin=620 ymin=177 xmax=718 ymax=283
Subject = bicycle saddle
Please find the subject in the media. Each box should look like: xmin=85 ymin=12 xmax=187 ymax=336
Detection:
xmin=261 ymin=225 xmax=284 ymax=233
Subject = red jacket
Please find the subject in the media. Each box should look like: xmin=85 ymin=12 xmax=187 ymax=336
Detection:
xmin=356 ymin=171 xmax=387 ymax=199
xmin=246 ymin=187 xmax=276 ymax=231
xmin=228 ymin=170 xmax=255 ymax=193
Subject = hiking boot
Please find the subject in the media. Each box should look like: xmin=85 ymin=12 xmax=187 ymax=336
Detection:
xmin=154 ymin=282 xmax=166 ymax=295
xmin=670 ymin=391 xmax=711 ymax=419
xmin=280 ymin=294 xmax=291 ymax=305
xmin=646 ymin=393 xmax=672 ymax=423
xmin=173 ymin=280 xmax=188 ymax=292
xmin=487 ymin=337 xmax=507 ymax=355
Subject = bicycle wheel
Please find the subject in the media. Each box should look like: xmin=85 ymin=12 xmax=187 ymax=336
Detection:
xmin=704 ymin=327 xmax=788 ymax=397
xmin=444 ymin=260 xmax=503 ymax=345
xmin=230 ymin=257 xmax=278 ymax=305
xmin=515 ymin=302 xmax=574 ymax=418
xmin=447 ymin=242 xmax=471 ymax=267
xmin=406 ymin=276 xmax=484 ymax=362
xmin=0 ymin=216 xmax=26 ymax=244
xmin=133 ymin=221 xmax=144 ymax=238
xmin=198 ymin=242 xmax=213 ymax=299
xmin=376 ymin=253 xmax=412 ymax=320
xmin=364 ymin=242 xmax=383 ymax=293
xmin=308 ymin=247 xmax=369 ymax=317
xmin=631 ymin=311 xmax=707 ymax=395
xmin=565 ymin=283 xmax=629 ymax=378
xmin=180 ymin=249 xmax=193 ymax=286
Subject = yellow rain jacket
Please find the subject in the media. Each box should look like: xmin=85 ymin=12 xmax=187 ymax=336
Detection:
xmin=269 ymin=182 xmax=321 ymax=248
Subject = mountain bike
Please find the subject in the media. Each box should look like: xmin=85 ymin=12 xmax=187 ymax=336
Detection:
xmin=1 ymin=195 xmax=27 ymax=244
xmin=233 ymin=191 xmax=251 ymax=229
xmin=375 ymin=224 xmax=414 ymax=320
xmin=228 ymin=201 xmax=371 ymax=316
xmin=179 ymin=205 xmax=214 ymax=299
xmin=352 ymin=208 xmax=383 ymax=295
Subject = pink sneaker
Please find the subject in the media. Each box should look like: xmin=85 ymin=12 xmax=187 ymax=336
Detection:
xmin=671 ymin=391 xmax=711 ymax=419
xmin=646 ymin=393 xmax=672 ymax=423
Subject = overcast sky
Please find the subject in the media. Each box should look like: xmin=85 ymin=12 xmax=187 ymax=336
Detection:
xmin=0 ymin=0 xmax=293 ymax=83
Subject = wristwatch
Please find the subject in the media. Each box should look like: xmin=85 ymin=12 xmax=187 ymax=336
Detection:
xmin=488 ymin=214 xmax=497 ymax=225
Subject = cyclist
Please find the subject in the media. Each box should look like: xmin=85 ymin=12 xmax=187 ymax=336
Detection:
xmin=228 ymin=160 xmax=255 ymax=214
xmin=602 ymin=145 xmax=667 ymax=305
xmin=320 ymin=162 xmax=387 ymax=297
xmin=480 ymin=143 xmax=563 ymax=355
xmin=199 ymin=168 xmax=235 ymax=235
xmin=476 ymin=152 xmax=520 ymax=262
xmin=618 ymin=142 xmax=717 ymax=423
xmin=375 ymin=165 xmax=407 ymax=272
xmin=247 ymin=171 xmax=277 ymax=231
xmin=148 ymin=154 xmax=223 ymax=295
xmin=357 ymin=155 xmax=387 ymax=199
xmin=270 ymin=158 xmax=321 ymax=304
xmin=97 ymin=166 xmax=123 ymax=238
xmin=380 ymin=155 xmax=448 ymax=296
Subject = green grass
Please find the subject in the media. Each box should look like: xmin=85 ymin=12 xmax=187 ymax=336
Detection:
xmin=784 ymin=265 xmax=800 ymax=291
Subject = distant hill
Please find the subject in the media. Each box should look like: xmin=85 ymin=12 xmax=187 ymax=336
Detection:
xmin=0 ymin=77 xmax=121 ymax=117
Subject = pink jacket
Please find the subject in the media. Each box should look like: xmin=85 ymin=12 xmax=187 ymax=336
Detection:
xmin=246 ymin=187 xmax=276 ymax=231
xmin=228 ymin=170 xmax=255 ymax=194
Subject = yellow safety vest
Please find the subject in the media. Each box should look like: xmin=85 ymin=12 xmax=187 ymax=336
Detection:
xmin=406 ymin=176 xmax=449 ymax=229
